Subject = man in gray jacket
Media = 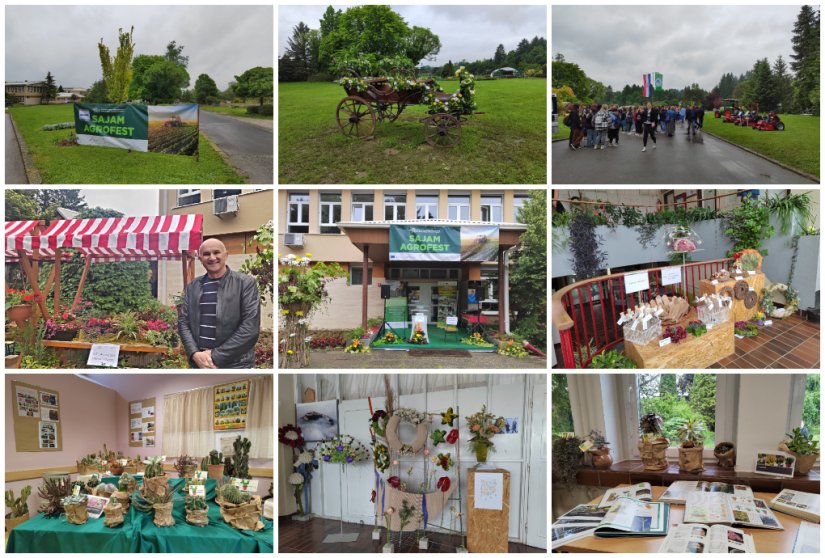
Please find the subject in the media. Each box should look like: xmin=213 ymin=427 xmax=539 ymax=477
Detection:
xmin=179 ymin=238 xmax=261 ymax=368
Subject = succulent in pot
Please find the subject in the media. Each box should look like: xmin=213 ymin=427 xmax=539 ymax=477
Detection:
xmin=638 ymin=413 xmax=669 ymax=471
xmin=201 ymin=450 xmax=224 ymax=480
xmin=676 ymin=417 xmax=705 ymax=473
xmin=779 ymin=427 xmax=819 ymax=475
xmin=584 ymin=429 xmax=612 ymax=469
xmin=714 ymin=442 xmax=736 ymax=468
xmin=5 ymin=485 xmax=32 ymax=531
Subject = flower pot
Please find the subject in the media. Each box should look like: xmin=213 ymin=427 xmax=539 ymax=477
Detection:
xmin=109 ymin=465 xmax=125 ymax=476
xmin=103 ymin=502 xmax=124 ymax=528
xmin=76 ymin=462 xmax=93 ymax=475
xmin=713 ymin=442 xmax=736 ymax=468
xmin=65 ymin=502 xmax=88 ymax=525
xmin=678 ymin=445 xmax=704 ymax=473
xmin=590 ymin=447 xmax=613 ymax=470
xmin=791 ymin=452 xmax=818 ymax=475
xmin=218 ymin=495 xmax=264 ymax=531
xmin=153 ymin=502 xmax=175 ymax=527
xmin=638 ymin=439 xmax=669 ymax=471
xmin=111 ymin=490 xmax=131 ymax=511
xmin=207 ymin=463 xmax=224 ymax=480
xmin=5 ymin=355 xmax=21 ymax=369
xmin=5 ymin=513 xmax=30 ymax=531
xmin=474 ymin=444 xmax=489 ymax=464
xmin=186 ymin=508 xmax=209 ymax=527
xmin=7 ymin=304 xmax=33 ymax=325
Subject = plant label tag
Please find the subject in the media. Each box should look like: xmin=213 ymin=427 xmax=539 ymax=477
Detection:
xmin=711 ymin=280 xmax=718 ymax=285
xmin=658 ymin=337 xmax=671 ymax=347
xmin=764 ymin=320 xmax=773 ymax=326
xmin=188 ymin=484 xmax=206 ymax=498
xmin=641 ymin=315 xmax=652 ymax=330
xmin=735 ymin=334 xmax=744 ymax=339
xmin=707 ymin=323 xmax=714 ymax=330
xmin=617 ymin=316 xmax=626 ymax=325
xmin=87 ymin=343 xmax=120 ymax=367
xmin=749 ymin=287 xmax=755 ymax=292
xmin=748 ymin=270 xmax=756 ymax=275
xmin=193 ymin=470 xmax=207 ymax=481
xmin=578 ymin=440 xmax=593 ymax=453
xmin=232 ymin=477 xmax=258 ymax=492
xmin=735 ymin=276 xmax=744 ymax=281
xmin=630 ymin=318 xmax=640 ymax=331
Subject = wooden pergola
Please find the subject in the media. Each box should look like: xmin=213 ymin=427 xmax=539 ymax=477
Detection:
xmin=5 ymin=215 xmax=203 ymax=321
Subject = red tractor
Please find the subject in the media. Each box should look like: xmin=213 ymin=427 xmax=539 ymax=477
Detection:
xmin=717 ymin=98 xmax=739 ymax=120
xmin=164 ymin=115 xmax=183 ymax=128
xmin=752 ymin=112 xmax=784 ymax=131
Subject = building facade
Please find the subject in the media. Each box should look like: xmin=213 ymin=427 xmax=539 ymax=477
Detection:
xmin=5 ymin=81 xmax=47 ymax=105
xmin=157 ymin=188 xmax=273 ymax=329
xmin=277 ymin=189 xmax=531 ymax=330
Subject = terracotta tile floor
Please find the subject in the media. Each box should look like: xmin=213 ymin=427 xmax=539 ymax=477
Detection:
xmin=708 ymin=313 xmax=819 ymax=369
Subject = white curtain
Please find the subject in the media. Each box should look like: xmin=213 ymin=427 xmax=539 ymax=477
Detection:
xmin=162 ymin=385 xmax=214 ymax=458
xmin=247 ymin=375 xmax=273 ymax=459
xmin=299 ymin=374 xmax=531 ymax=401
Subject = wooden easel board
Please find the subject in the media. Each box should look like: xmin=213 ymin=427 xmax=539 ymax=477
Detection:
xmin=467 ymin=467 xmax=510 ymax=553
xmin=128 ymin=397 xmax=156 ymax=448
xmin=11 ymin=379 xmax=63 ymax=452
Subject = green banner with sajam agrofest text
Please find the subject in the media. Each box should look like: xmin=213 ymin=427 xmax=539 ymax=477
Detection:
xmin=389 ymin=225 xmax=461 ymax=261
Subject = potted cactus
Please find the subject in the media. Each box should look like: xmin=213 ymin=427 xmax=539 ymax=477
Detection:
xmin=77 ymin=454 xmax=97 ymax=475
xmin=132 ymin=484 xmax=178 ymax=527
xmin=142 ymin=456 xmax=168 ymax=497
xmin=638 ymin=413 xmax=669 ymax=471
xmin=61 ymin=494 xmax=89 ymax=525
xmin=185 ymin=495 xmax=209 ymax=526
xmin=5 ymin=485 xmax=31 ymax=531
xmin=216 ymin=483 xmax=263 ymax=531
xmin=585 ymin=430 xmax=612 ymax=469
xmin=103 ymin=500 xmax=124 ymax=528
xmin=780 ymin=427 xmax=820 ymax=475
xmin=676 ymin=417 xmax=706 ymax=472
xmin=232 ymin=437 xmax=252 ymax=479
xmin=202 ymin=450 xmax=224 ymax=480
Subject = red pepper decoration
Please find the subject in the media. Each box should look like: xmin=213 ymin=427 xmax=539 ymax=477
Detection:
xmin=437 ymin=476 xmax=451 ymax=492
xmin=446 ymin=429 xmax=459 ymax=445
xmin=388 ymin=476 xmax=401 ymax=488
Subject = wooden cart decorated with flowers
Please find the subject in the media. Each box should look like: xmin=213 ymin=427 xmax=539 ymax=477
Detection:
xmin=336 ymin=66 xmax=477 ymax=147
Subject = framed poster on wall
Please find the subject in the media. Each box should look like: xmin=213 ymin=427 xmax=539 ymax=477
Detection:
xmin=11 ymin=380 xmax=63 ymax=452
xmin=214 ymin=380 xmax=249 ymax=430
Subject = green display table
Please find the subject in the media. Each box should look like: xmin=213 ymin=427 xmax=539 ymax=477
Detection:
xmin=6 ymin=477 xmax=272 ymax=553
xmin=100 ymin=476 xmax=217 ymax=502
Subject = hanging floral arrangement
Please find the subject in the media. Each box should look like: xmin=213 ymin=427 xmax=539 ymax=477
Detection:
xmin=465 ymin=405 xmax=505 ymax=463
xmin=278 ymin=425 xmax=305 ymax=449
xmin=318 ymin=435 xmax=369 ymax=464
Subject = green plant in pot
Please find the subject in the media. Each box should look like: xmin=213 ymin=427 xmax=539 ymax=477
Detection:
xmin=676 ymin=417 xmax=705 ymax=473
xmin=638 ymin=413 xmax=669 ymax=471
xmin=173 ymin=455 xmax=198 ymax=479
xmin=202 ymin=450 xmax=224 ymax=480
xmin=5 ymin=485 xmax=31 ymax=531
xmin=232 ymin=436 xmax=252 ymax=480
xmin=780 ymin=427 xmax=819 ymax=475
xmin=184 ymin=495 xmax=209 ymax=527
xmin=142 ymin=456 xmax=169 ymax=498
xmin=552 ymin=434 xmax=583 ymax=483
xmin=588 ymin=349 xmax=637 ymax=369
xmin=585 ymin=430 xmax=612 ymax=470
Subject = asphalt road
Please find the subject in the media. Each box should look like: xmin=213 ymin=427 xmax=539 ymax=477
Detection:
xmin=199 ymin=111 xmax=273 ymax=184
xmin=552 ymin=126 xmax=816 ymax=184
xmin=6 ymin=113 xmax=28 ymax=184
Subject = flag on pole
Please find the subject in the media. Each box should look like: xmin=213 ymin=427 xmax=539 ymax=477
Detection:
xmin=643 ymin=74 xmax=652 ymax=97
xmin=655 ymin=72 xmax=663 ymax=91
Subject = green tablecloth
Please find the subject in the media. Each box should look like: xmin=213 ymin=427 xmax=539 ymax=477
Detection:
xmin=6 ymin=478 xmax=272 ymax=553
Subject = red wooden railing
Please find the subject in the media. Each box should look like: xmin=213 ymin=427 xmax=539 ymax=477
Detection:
xmin=552 ymin=258 xmax=734 ymax=368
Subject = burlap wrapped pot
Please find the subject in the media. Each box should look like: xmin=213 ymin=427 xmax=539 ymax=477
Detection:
xmin=217 ymin=495 xmax=264 ymax=531
xmin=111 ymin=490 xmax=131 ymax=511
xmin=678 ymin=445 xmax=704 ymax=473
xmin=638 ymin=438 xmax=669 ymax=471
xmin=65 ymin=502 xmax=88 ymax=525
xmin=186 ymin=508 xmax=209 ymax=527
xmin=143 ymin=475 xmax=169 ymax=498
xmin=152 ymin=502 xmax=175 ymax=527
xmin=104 ymin=502 xmax=124 ymax=527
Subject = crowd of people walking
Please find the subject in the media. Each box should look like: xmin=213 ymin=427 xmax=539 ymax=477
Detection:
xmin=563 ymin=103 xmax=706 ymax=152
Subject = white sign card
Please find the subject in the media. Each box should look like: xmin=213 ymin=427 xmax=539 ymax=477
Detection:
xmin=623 ymin=271 xmax=650 ymax=294
xmin=86 ymin=495 xmax=109 ymax=518
xmin=232 ymin=477 xmax=259 ymax=492
xmin=193 ymin=470 xmax=208 ymax=481
xmin=38 ymin=421 xmax=57 ymax=449
xmin=473 ymin=472 xmax=504 ymax=510
xmin=130 ymin=402 xmax=142 ymax=415
xmin=142 ymin=407 xmax=155 ymax=419
xmin=446 ymin=316 xmax=458 ymax=326
xmin=143 ymin=436 xmax=155 ymax=448
xmin=16 ymin=385 xmax=39 ymax=417
xmin=661 ymin=266 xmax=682 ymax=286
xmin=87 ymin=343 xmax=120 ymax=367
xmin=188 ymin=485 xmax=206 ymax=498
xmin=130 ymin=418 xmax=142 ymax=429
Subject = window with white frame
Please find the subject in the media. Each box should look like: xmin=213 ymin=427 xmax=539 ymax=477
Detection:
xmin=416 ymin=195 xmax=439 ymax=220
xmin=177 ymin=189 xmax=201 ymax=206
xmin=514 ymin=194 xmax=529 ymax=221
xmin=552 ymin=374 xmax=574 ymax=436
xmin=351 ymin=193 xmax=374 ymax=222
xmin=384 ymin=194 xmax=406 ymax=221
xmin=319 ymin=193 xmax=342 ymax=234
xmin=800 ymin=373 xmax=820 ymax=441
xmin=448 ymin=195 xmax=470 ymax=221
xmin=287 ymin=193 xmax=310 ymax=233
xmin=481 ymin=195 xmax=502 ymax=222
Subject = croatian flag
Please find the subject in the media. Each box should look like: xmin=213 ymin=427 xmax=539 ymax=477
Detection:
xmin=643 ymin=73 xmax=653 ymax=97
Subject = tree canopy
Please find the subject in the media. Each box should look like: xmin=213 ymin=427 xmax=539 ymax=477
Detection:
xmin=130 ymin=54 xmax=189 ymax=103
xmin=194 ymin=73 xmax=219 ymax=104
xmin=98 ymin=26 xmax=135 ymax=103
xmin=233 ymin=66 xmax=273 ymax=106
xmin=510 ymin=190 xmax=547 ymax=350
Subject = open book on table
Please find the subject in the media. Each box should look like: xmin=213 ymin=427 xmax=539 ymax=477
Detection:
xmin=792 ymin=521 xmax=820 ymax=553
xmin=597 ymin=482 xmax=653 ymax=508
xmin=551 ymin=497 xmax=669 ymax=548
xmin=659 ymin=480 xmax=754 ymax=505
xmin=658 ymin=523 xmax=756 ymax=553
xmin=769 ymin=489 xmax=820 ymax=523
xmin=685 ymin=492 xmax=783 ymax=530
xmin=550 ymin=504 xmax=608 ymax=550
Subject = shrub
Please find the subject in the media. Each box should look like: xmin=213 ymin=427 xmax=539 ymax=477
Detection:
xmin=258 ymin=104 xmax=273 ymax=116
xmin=246 ymin=105 xmax=260 ymax=115
xmin=309 ymin=336 xmax=346 ymax=350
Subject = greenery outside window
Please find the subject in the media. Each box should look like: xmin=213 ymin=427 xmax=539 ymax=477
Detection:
xmin=287 ymin=193 xmax=310 ymax=233
xmin=514 ymin=194 xmax=529 ymax=221
xmin=320 ymin=193 xmax=342 ymax=234
xmin=802 ymin=373 xmax=820 ymax=442
xmin=552 ymin=374 xmax=574 ymax=437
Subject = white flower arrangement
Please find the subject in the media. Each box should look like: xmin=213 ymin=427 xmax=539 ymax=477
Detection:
xmin=395 ymin=407 xmax=427 ymax=425
xmin=284 ymin=430 xmax=300 ymax=441
xmin=288 ymin=472 xmax=304 ymax=485
xmin=296 ymin=451 xmax=314 ymax=465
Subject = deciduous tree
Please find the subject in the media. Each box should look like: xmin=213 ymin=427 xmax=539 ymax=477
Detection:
xmin=233 ymin=66 xmax=273 ymax=106
xmin=194 ymin=73 xmax=219 ymax=104
xmin=98 ymin=26 xmax=135 ymax=103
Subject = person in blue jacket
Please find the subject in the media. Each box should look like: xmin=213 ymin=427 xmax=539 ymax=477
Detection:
xmin=679 ymin=106 xmax=686 ymax=127
xmin=685 ymin=105 xmax=697 ymax=136
xmin=666 ymin=105 xmax=677 ymax=136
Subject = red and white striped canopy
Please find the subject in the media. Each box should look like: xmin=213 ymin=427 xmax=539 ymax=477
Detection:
xmin=5 ymin=215 xmax=203 ymax=262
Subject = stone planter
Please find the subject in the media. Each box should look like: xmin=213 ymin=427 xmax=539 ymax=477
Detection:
xmin=207 ymin=463 xmax=224 ymax=481
xmin=714 ymin=442 xmax=736 ymax=468
xmin=639 ymin=438 xmax=669 ymax=471
xmin=103 ymin=502 xmax=124 ymax=528
xmin=65 ymin=502 xmax=88 ymax=525
xmin=790 ymin=452 xmax=818 ymax=475
xmin=5 ymin=514 xmax=30 ymax=531
xmin=589 ymin=447 xmax=613 ymax=470
xmin=7 ymin=304 xmax=33 ymax=325
xmin=217 ymin=496 xmax=264 ymax=531
xmin=678 ymin=445 xmax=704 ymax=473
xmin=111 ymin=490 xmax=131 ymax=511
xmin=152 ymin=502 xmax=175 ymax=527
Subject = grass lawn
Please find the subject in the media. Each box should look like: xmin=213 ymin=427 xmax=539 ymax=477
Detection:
xmin=8 ymin=104 xmax=245 ymax=184
xmin=703 ymin=114 xmax=820 ymax=177
xmin=279 ymin=79 xmax=547 ymax=184
xmin=553 ymin=121 xmax=570 ymax=141
xmin=200 ymin=105 xmax=272 ymax=120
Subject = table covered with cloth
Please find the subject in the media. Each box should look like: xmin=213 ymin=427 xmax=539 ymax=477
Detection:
xmin=6 ymin=477 xmax=273 ymax=553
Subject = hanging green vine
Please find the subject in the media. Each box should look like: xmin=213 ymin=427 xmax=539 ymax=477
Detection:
xmin=723 ymin=195 xmax=774 ymax=256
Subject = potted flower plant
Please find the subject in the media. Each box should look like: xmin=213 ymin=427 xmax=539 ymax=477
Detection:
xmin=4 ymin=485 xmax=31 ymax=531
xmin=779 ymin=427 xmax=819 ymax=475
xmin=5 ymin=289 xmax=36 ymax=325
xmin=638 ymin=413 xmax=669 ymax=471
xmin=465 ymin=405 xmax=505 ymax=464
xmin=552 ymin=434 xmax=583 ymax=484
xmin=676 ymin=417 xmax=705 ymax=472
xmin=317 ymin=435 xmax=369 ymax=464
xmin=714 ymin=442 xmax=736 ymax=468
xmin=585 ymin=430 xmax=612 ymax=469
xmin=174 ymin=455 xmax=198 ymax=479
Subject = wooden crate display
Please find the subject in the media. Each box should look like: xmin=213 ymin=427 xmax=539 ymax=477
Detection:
xmin=624 ymin=312 xmax=734 ymax=369
xmin=698 ymin=272 xmax=764 ymax=323
xmin=467 ymin=468 xmax=510 ymax=553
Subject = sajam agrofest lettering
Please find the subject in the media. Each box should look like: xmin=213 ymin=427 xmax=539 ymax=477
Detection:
xmin=82 ymin=113 xmax=136 ymax=137
xmin=398 ymin=229 xmax=453 ymax=252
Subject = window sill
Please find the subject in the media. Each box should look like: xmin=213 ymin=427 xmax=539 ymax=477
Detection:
xmin=575 ymin=460 xmax=820 ymax=494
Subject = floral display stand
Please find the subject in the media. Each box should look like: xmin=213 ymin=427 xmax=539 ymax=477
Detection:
xmin=466 ymin=468 xmax=510 ymax=553
xmin=699 ymin=272 xmax=764 ymax=323
xmin=623 ymin=312 xmax=734 ymax=369
xmin=322 ymin=463 xmax=360 ymax=544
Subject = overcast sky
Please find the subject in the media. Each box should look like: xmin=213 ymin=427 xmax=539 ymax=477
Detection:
xmin=279 ymin=5 xmax=547 ymax=66
xmin=553 ymin=5 xmax=801 ymax=91
xmin=81 ymin=189 xmax=159 ymax=217
xmin=6 ymin=5 xmax=273 ymax=90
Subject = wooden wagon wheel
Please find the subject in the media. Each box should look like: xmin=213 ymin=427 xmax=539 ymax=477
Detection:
xmin=743 ymin=290 xmax=758 ymax=309
xmin=734 ymin=280 xmax=749 ymax=300
xmin=424 ymin=113 xmax=461 ymax=147
xmin=336 ymin=96 xmax=376 ymax=140
xmin=376 ymin=101 xmax=402 ymax=122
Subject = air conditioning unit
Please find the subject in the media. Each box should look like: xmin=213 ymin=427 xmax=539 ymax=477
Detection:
xmin=213 ymin=195 xmax=239 ymax=217
xmin=284 ymin=233 xmax=304 ymax=246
